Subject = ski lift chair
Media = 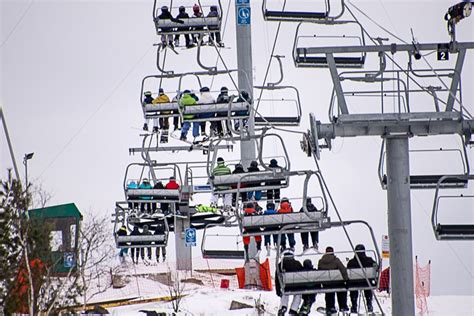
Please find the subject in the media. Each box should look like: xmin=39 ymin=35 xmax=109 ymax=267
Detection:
xmin=293 ymin=21 xmax=366 ymax=68
xmin=201 ymin=221 xmax=246 ymax=259
xmin=206 ymin=133 xmax=291 ymax=195
xmin=240 ymin=172 xmax=331 ymax=236
xmin=140 ymin=75 xmax=182 ymax=119
xmin=431 ymin=175 xmax=474 ymax=240
xmin=179 ymin=98 xmax=250 ymax=123
xmin=124 ymin=162 xmax=182 ymax=205
xmin=262 ymin=0 xmax=345 ymax=22
xmin=276 ymin=220 xmax=381 ymax=295
xmin=115 ymin=214 xmax=170 ymax=248
xmin=379 ymin=138 xmax=470 ymax=190
xmin=152 ymin=1 xmax=223 ymax=36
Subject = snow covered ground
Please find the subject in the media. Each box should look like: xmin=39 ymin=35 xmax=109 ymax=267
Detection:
xmin=85 ymin=255 xmax=474 ymax=315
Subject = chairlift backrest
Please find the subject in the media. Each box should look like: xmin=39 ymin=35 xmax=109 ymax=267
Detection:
xmin=262 ymin=0 xmax=346 ymax=23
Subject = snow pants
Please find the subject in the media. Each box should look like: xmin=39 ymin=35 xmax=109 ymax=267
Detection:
xmin=280 ymin=294 xmax=302 ymax=312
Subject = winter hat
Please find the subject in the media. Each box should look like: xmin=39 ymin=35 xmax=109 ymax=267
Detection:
xmin=183 ymin=89 xmax=191 ymax=94
xmin=269 ymin=159 xmax=278 ymax=167
xmin=326 ymin=246 xmax=334 ymax=253
xmin=193 ymin=4 xmax=200 ymax=12
xmin=282 ymin=249 xmax=294 ymax=257
xmin=246 ymin=202 xmax=254 ymax=209
xmin=210 ymin=5 xmax=218 ymax=12
xmin=143 ymin=224 xmax=149 ymax=230
xmin=144 ymin=91 xmax=152 ymax=96
xmin=355 ymin=244 xmax=365 ymax=251
xmin=159 ymin=88 xmax=164 ymax=94
xmin=241 ymin=91 xmax=249 ymax=98
xmin=161 ymin=6 xmax=169 ymax=11
xmin=250 ymin=160 xmax=258 ymax=167
xmin=266 ymin=202 xmax=275 ymax=210
xmin=179 ymin=6 xmax=186 ymax=12
xmin=306 ymin=197 xmax=312 ymax=204
xmin=200 ymin=86 xmax=210 ymax=92
xmin=303 ymin=259 xmax=313 ymax=269
xmin=142 ymin=178 xmax=149 ymax=182
xmin=281 ymin=197 xmax=289 ymax=203
xmin=235 ymin=163 xmax=243 ymax=169
xmin=220 ymin=86 xmax=228 ymax=92
xmin=119 ymin=225 xmax=127 ymax=232
xmin=169 ymin=176 xmax=176 ymax=180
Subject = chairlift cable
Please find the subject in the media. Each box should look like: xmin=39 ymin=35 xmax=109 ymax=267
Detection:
xmin=312 ymin=156 xmax=386 ymax=315
xmin=346 ymin=1 xmax=472 ymax=119
xmin=210 ymin=0 xmax=232 ymax=90
xmin=255 ymin=1 xmax=287 ymax=114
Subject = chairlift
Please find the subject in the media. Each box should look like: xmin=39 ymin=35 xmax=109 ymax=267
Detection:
xmin=201 ymin=221 xmax=246 ymax=259
xmin=293 ymin=21 xmax=366 ymax=68
xmin=275 ymin=220 xmax=381 ymax=295
xmin=254 ymin=56 xmax=302 ymax=126
xmin=152 ymin=1 xmax=223 ymax=36
xmin=123 ymin=162 xmax=182 ymax=204
xmin=431 ymin=175 xmax=474 ymax=240
xmin=240 ymin=172 xmax=331 ymax=236
xmin=206 ymin=133 xmax=291 ymax=195
xmin=262 ymin=0 xmax=345 ymax=22
xmin=378 ymin=138 xmax=470 ymax=190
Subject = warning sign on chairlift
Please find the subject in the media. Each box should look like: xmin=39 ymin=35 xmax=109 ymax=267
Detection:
xmin=381 ymin=235 xmax=390 ymax=259
xmin=185 ymin=228 xmax=197 ymax=247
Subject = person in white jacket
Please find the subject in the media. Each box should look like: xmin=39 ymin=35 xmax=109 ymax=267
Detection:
xmin=197 ymin=86 xmax=216 ymax=138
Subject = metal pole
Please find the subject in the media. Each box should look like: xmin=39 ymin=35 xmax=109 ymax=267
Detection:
xmin=385 ymin=136 xmax=415 ymax=316
xmin=174 ymin=202 xmax=192 ymax=271
xmin=235 ymin=0 xmax=256 ymax=169
xmin=0 ymin=107 xmax=21 ymax=180
xmin=24 ymin=159 xmax=28 ymax=189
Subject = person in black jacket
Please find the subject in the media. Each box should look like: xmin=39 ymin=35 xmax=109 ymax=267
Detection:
xmin=247 ymin=161 xmax=262 ymax=201
xmin=299 ymin=259 xmax=317 ymax=315
xmin=266 ymin=159 xmax=282 ymax=203
xmin=347 ymin=244 xmax=376 ymax=313
xmin=234 ymin=90 xmax=250 ymax=130
xmin=154 ymin=221 xmax=167 ymax=262
xmin=129 ymin=226 xmax=141 ymax=264
xmin=231 ymin=163 xmax=248 ymax=204
xmin=275 ymin=251 xmax=303 ymax=315
xmin=211 ymin=86 xmax=231 ymax=137
xmin=157 ymin=6 xmax=183 ymax=48
xmin=152 ymin=180 xmax=164 ymax=212
xmin=174 ymin=6 xmax=194 ymax=48
xmin=300 ymin=198 xmax=320 ymax=250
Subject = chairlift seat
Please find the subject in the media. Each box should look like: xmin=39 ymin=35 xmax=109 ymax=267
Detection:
xmin=154 ymin=17 xmax=220 ymax=34
xmin=126 ymin=189 xmax=180 ymax=200
xmin=281 ymin=267 xmax=378 ymax=294
xmin=212 ymin=172 xmax=288 ymax=192
xmin=182 ymin=102 xmax=249 ymax=118
xmin=295 ymin=50 xmax=365 ymax=68
xmin=264 ymin=10 xmax=328 ymax=22
xmin=435 ymin=224 xmax=474 ymax=240
xmin=116 ymin=235 xmax=166 ymax=248
xmin=255 ymin=116 xmax=301 ymax=126
xmin=202 ymin=249 xmax=245 ymax=260
xmin=242 ymin=212 xmax=328 ymax=234
xmin=143 ymin=102 xmax=180 ymax=118
xmin=410 ymin=175 xmax=468 ymax=189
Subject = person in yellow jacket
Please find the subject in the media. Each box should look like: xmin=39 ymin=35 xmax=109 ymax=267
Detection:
xmin=152 ymin=88 xmax=171 ymax=142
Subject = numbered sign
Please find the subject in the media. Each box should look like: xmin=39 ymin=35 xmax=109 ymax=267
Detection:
xmin=437 ymin=44 xmax=449 ymax=61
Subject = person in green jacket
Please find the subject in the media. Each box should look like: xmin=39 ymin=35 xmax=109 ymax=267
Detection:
xmin=180 ymin=90 xmax=200 ymax=141
xmin=210 ymin=157 xmax=232 ymax=210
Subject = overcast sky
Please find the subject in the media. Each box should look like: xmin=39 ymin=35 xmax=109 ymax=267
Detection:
xmin=1 ymin=0 xmax=473 ymax=295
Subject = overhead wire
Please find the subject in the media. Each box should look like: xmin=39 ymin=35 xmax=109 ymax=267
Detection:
xmin=0 ymin=0 xmax=35 ymax=50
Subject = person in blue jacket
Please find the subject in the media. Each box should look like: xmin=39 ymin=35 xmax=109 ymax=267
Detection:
xmin=138 ymin=178 xmax=153 ymax=213
xmin=127 ymin=180 xmax=138 ymax=210
xmin=263 ymin=201 xmax=279 ymax=256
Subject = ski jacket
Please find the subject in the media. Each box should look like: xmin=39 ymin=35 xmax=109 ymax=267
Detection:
xmin=158 ymin=11 xmax=183 ymax=23
xmin=152 ymin=94 xmax=171 ymax=104
xmin=318 ymin=253 xmax=349 ymax=281
xmin=212 ymin=161 xmax=231 ymax=176
xmin=347 ymin=252 xmax=376 ymax=269
xmin=196 ymin=204 xmax=219 ymax=213
xmin=275 ymin=257 xmax=303 ymax=297
xmin=232 ymin=165 xmax=245 ymax=174
xmin=299 ymin=202 xmax=318 ymax=213
xmin=127 ymin=181 xmax=138 ymax=189
xmin=130 ymin=227 xmax=142 ymax=245
xmin=207 ymin=10 xmax=219 ymax=18
xmin=138 ymin=182 xmax=153 ymax=200
xmin=244 ymin=206 xmax=257 ymax=216
xmin=180 ymin=93 xmax=197 ymax=119
xmin=199 ymin=91 xmax=216 ymax=105
xmin=165 ymin=180 xmax=180 ymax=189
xmin=144 ymin=95 xmax=154 ymax=104
xmin=153 ymin=182 xmax=164 ymax=189
xmin=116 ymin=226 xmax=128 ymax=246
xmin=264 ymin=208 xmax=277 ymax=215
xmin=154 ymin=222 xmax=166 ymax=235
xmin=278 ymin=201 xmax=293 ymax=214
xmin=216 ymin=92 xmax=231 ymax=104
xmin=176 ymin=12 xmax=190 ymax=19
xmin=247 ymin=165 xmax=260 ymax=172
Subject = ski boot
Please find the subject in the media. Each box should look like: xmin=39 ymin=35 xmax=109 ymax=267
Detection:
xmin=160 ymin=130 xmax=169 ymax=143
xmin=143 ymin=123 xmax=148 ymax=131
xmin=174 ymin=39 xmax=179 ymax=47
xmin=152 ymin=126 xmax=159 ymax=133
xmin=277 ymin=306 xmax=287 ymax=316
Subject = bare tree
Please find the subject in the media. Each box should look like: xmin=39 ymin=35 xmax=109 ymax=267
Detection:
xmin=167 ymin=270 xmax=187 ymax=314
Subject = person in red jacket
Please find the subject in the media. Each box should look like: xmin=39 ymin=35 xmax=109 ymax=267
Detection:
xmin=278 ymin=198 xmax=296 ymax=250
xmin=242 ymin=202 xmax=262 ymax=260
xmin=162 ymin=176 xmax=180 ymax=214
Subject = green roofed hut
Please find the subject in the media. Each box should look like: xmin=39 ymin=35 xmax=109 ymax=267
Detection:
xmin=29 ymin=203 xmax=82 ymax=276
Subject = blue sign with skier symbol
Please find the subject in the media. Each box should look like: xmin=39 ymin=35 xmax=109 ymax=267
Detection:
xmin=238 ymin=7 xmax=251 ymax=25
xmin=185 ymin=227 xmax=197 ymax=247
xmin=64 ymin=252 xmax=75 ymax=268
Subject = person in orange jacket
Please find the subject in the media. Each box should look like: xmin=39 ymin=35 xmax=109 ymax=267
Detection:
xmin=242 ymin=202 xmax=262 ymax=260
xmin=278 ymin=197 xmax=296 ymax=250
